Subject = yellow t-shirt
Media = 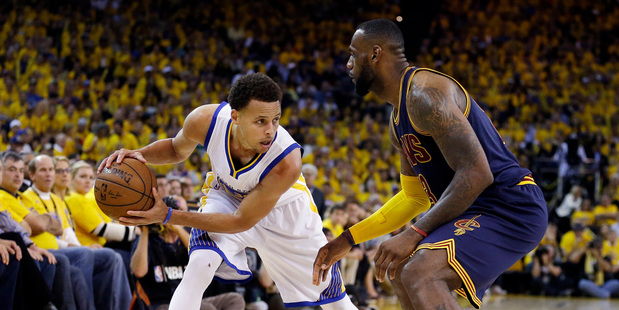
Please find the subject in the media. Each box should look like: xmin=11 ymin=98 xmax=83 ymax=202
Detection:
xmin=593 ymin=204 xmax=618 ymax=226
xmin=572 ymin=210 xmax=595 ymax=226
xmin=603 ymin=240 xmax=619 ymax=266
xmin=0 ymin=190 xmax=30 ymax=222
xmin=21 ymin=189 xmax=72 ymax=250
xmin=559 ymin=229 xmax=595 ymax=256
xmin=322 ymin=218 xmax=344 ymax=237
xmin=65 ymin=191 xmax=109 ymax=246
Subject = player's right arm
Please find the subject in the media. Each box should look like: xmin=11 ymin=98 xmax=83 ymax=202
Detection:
xmin=98 ymin=104 xmax=219 ymax=172
xmin=313 ymin=118 xmax=431 ymax=285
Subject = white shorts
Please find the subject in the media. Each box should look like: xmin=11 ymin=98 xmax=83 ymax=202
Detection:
xmin=189 ymin=189 xmax=346 ymax=307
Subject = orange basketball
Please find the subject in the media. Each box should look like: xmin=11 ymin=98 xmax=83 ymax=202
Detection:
xmin=94 ymin=158 xmax=157 ymax=221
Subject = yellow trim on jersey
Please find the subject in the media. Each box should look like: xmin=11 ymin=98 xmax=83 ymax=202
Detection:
xmin=393 ymin=67 xmax=415 ymax=126
xmin=226 ymin=122 xmax=266 ymax=178
xmin=415 ymin=239 xmax=482 ymax=309
xmin=406 ymin=68 xmax=472 ymax=136
xmin=291 ymin=175 xmax=318 ymax=214
xmin=517 ymin=175 xmax=537 ymax=186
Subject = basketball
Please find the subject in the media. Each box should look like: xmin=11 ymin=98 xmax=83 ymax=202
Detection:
xmin=94 ymin=158 xmax=158 ymax=221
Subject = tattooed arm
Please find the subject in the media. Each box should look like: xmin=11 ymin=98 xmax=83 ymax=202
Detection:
xmin=407 ymin=71 xmax=493 ymax=234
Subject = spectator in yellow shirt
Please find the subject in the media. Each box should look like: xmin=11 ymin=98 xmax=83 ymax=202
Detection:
xmin=322 ymin=204 xmax=348 ymax=237
xmin=81 ymin=122 xmax=113 ymax=163
xmin=594 ymin=194 xmax=618 ymax=227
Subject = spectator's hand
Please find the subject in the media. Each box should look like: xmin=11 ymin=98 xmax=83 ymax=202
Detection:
xmin=312 ymin=232 xmax=352 ymax=285
xmin=28 ymin=245 xmax=56 ymax=264
xmin=88 ymin=243 xmax=103 ymax=249
xmin=98 ymin=148 xmax=146 ymax=174
xmin=0 ymin=239 xmax=21 ymax=264
xmin=374 ymin=228 xmax=422 ymax=282
xmin=120 ymin=188 xmax=169 ymax=226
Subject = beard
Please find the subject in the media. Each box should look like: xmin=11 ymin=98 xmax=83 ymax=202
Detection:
xmin=354 ymin=64 xmax=375 ymax=97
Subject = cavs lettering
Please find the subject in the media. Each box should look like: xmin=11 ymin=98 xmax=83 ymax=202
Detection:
xmin=454 ymin=215 xmax=481 ymax=236
xmin=400 ymin=134 xmax=431 ymax=166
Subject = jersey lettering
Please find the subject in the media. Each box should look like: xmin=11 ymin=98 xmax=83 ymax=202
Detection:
xmin=400 ymin=134 xmax=432 ymax=165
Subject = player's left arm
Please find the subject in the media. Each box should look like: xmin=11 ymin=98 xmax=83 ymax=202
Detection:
xmin=122 ymin=149 xmax=302 ymax=234
xmin=407 ymin=72 xmax=494 ymax=235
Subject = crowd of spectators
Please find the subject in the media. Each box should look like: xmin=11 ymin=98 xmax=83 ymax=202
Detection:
xmin=1 ymin=0 xmax=619 ymax=308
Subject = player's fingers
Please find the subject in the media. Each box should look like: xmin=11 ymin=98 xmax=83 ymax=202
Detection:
xmin=105 ymin=152 xmax=119 ymax=168
xmin=388 ymin=259 xmax=399 ymax=280
xmin=134 ymin=153 xmax=147 ymax=164
xmin=321 ymin=265 xmax=329 ymax=283
xmin=97 ymin=159 xmax=107 ymax=174
xmin=374 ymin=253 xmax=390 ymax=282
xmin=152 ymin=187 xmax=160 ymax=200
xmin=116 ymin=149 xmax=127 ymax=163
xmin=312 ymin=250 xmax=325 ymax=285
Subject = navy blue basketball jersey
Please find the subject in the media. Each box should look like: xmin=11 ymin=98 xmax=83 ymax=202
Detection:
xmin=392 ymin=67 xmax=531 ymax=205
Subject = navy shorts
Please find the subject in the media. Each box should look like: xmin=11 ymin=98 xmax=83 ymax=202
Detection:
xmin=416 ymin=180 xmax=548 ymax=308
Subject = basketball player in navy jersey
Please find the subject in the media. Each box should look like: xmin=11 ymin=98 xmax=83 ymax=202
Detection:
xmin=313 ymin=19 xmax=547 ymax=309
xmin=99 ymin=73 xmax=356 ymax=310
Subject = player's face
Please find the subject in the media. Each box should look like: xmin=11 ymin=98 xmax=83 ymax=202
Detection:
xmin=54 ymin=160 xmax=71 ymax=190
xmin=233 ymin=99 xmax=281 ymax=153
xmin=73 ymin=167 xmax=95 ymax=194
xmin=32 ymin=156 xmax=55 ymax=192
xmin=1 ymin=159 xmax=24 ymax=194
xmin=348 ymin=30 xmax=376 ymax=97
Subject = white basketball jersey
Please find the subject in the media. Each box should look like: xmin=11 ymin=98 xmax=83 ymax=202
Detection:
xmin=200 ymin=102 xmax=314 ymax=208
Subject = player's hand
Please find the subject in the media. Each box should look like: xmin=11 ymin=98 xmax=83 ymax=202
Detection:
xmin=97 ymin=148 xmax=147 ymax=174
xmin=0 ymin=239 xmax=21 ymax=264
xmin=312 ymin=232 xmax=352 ymax=286
xmin=120 ymin=188 xmax=169 ymax=226
xmin=374 ymin=228 xmax=422 ymax=282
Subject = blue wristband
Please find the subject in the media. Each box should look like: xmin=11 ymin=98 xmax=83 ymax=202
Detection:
xmin=162 ymin=207 xmax=173 ymax=224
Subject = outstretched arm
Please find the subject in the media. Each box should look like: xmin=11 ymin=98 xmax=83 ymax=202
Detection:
xmin=120 ymin=149 xmax=303 ymax=234
xmin=98 ymin=104 xmax=219 ymax=172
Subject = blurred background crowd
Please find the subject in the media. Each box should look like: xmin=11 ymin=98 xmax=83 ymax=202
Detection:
xmin=1 ymin=0 xmax=619 ymax=309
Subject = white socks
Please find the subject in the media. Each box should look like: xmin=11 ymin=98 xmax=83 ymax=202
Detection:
xmin=320 ymin=294 xmax=358 ymax=310
xmin=169 ymin=250 xmax=222 ymax=310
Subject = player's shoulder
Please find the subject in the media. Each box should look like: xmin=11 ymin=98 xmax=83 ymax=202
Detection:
xmin=186 ymin=104 xmax=224 ymax=122
xmin=410 ymin=69 xmax=457 ymax=91
xmin=265 ymin=146 xmax=302 ymax=182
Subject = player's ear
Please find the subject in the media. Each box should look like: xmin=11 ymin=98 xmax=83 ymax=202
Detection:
xmin=371 ymin=45 xmax=382 ymax=62
xmin=231 ymin=109 xmax=239 ymax=124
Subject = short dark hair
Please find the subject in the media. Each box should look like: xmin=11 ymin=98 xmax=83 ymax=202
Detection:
xmin=228 ymin=73 xmax=282 ymax=111
xmin=29 ymin=155 xmax=52 ymax=175
xmin=357 ymin=19 xmax=405 ymax=52
xmin=1 ymin=151 xmax=23 ymax=164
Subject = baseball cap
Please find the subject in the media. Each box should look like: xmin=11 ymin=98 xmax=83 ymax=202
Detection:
xmin=9 ymin=119 xmax=21 ymax=128
xmin=144 ymin=65 xmax=154 ymax=73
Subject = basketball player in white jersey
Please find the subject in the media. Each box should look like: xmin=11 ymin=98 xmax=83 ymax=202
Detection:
xmin=99 ymin=73 xmax=356 ymax=310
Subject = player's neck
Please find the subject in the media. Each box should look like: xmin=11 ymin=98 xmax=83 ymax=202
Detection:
xmin=230 ymin=125 xmax=258 ymax=162
xmin=375 ymin=63 xmax=410 ymax=106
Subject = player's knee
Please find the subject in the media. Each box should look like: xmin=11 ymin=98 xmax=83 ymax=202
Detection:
xmin=401 ymin=249 xmax=463 ymax=300
xmin=400 ymin=250 xmax=451 ymax=292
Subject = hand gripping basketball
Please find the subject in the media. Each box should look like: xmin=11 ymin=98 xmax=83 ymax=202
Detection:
xmin=118 ymin=187 xmax=171 ymax=226
xmin=98 ymin=148 xmax=147 ymax=174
